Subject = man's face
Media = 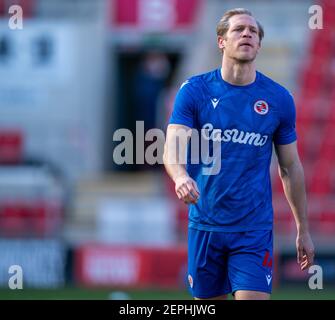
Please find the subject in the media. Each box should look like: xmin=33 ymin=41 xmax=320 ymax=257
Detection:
xmin=218 ymin=14 xmax=261 ymax=63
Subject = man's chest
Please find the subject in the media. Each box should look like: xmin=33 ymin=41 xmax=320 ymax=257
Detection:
xmin=196 ymin=93 xmax=280 ymax=136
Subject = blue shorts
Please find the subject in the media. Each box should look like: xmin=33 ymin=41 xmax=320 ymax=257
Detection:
xmin=187 ymin=228 xmax=273 ymax=298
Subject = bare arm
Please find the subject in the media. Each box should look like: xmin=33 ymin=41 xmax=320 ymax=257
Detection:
xmin=163 ymin=124 xmax=200 ymax=204
xmin=275 ymin=142 xmax=315 ymax=270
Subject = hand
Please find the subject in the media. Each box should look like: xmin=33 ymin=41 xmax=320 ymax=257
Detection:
xmin=296 ymin=231 xmax=315 ymax=271
xmin=174 ymin=175 xmax=200 ymax=205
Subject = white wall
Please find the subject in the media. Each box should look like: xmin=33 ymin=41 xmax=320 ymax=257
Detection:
xmin=0 ymin=8 xmax=109 ymax=181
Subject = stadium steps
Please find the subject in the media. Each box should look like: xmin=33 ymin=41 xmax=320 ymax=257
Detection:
xmin=63 ymin=171 xmax=169 ymax=244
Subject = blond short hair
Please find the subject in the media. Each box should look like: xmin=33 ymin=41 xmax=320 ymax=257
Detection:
xmin=216 ymin=8 xmax=264 ymax=42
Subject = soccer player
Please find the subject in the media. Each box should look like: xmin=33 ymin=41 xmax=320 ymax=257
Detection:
xmin=163 ymin=8 xmax=315 ymax=300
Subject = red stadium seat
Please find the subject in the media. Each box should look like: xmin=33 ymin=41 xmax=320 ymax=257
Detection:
xmin=323 ymin=0 xmax=335 ymax=27
xmin=0 ymin=130 xmax=23 ymax=164
xmin=0 ymin=203 xmax=26 ymax=236
xmin=318 ymin=212 xmax=335 ymax=234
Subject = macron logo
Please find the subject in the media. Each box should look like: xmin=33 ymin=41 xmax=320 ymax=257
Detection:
xmin=180 ymin=80 xmax=189 ymax=89
xmin=211 ymin=98 xmax=220 ymax=109
xmin=266 ymin=274 xmax=272 ymax=285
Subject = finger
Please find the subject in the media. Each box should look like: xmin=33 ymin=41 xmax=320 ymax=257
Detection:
xmin=176 ymin=190 xmax=183 ymax=200
xmin=184 ymin=183 xmax=199 ymax=203
xmin=300 ymin=261 xmax=308 ymax=270
xmin=176 ymin=186 xmax=187 ymax=199
xmin=300 ymin=257 xmax=308 ymax=265
xmin=302 ymin=253 xmax=314 ymax=265
xmin=301 ymin=254 xmax=308 ymax=264
xmin=180 ymin=185 xmax=193 ymax=203
xmin=185 ymin=181 xmax=199 ymax=197
xmin=189 ymin=188 xmax=199 ymax=201
xmin=191 ymin=181 xmax=200 ymax=196
xmin=177 ymin=186 xmax=190 ymax=203
xmin=297 ymin=247 xmax=304 ymax=263
xmin=300 ymin=256 xmax=311 ymax=269
xmin=301 ymin=260 xmax=311 ymax=271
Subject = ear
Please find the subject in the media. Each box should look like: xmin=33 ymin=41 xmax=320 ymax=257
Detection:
xmin=217 ymin=36 xmax=225 ymax=51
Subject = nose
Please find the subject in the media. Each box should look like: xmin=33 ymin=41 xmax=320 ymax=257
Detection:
xmin=241 ymin=27 xmax=252 ymax=38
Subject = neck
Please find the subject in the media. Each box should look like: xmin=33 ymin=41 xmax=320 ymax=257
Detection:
xmin=221 ymin=55 xmax=256 ymax=86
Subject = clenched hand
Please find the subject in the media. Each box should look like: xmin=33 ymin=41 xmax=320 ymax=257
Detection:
xmin=175 ymin=175 xmax=200 ymax=205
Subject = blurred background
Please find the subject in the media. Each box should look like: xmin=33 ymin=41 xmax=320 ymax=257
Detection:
xmin=0 ymin=0 xmax=334 ymax=300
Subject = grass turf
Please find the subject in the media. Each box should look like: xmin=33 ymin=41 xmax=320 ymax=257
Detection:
xmin=0 ymin=285 xmax=334 ymax=300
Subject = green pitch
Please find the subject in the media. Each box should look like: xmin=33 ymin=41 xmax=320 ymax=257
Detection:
xmin=0 ymin=285 xmax=334 ymax=300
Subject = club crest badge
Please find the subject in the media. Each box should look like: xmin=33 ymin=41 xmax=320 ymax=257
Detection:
xmin=188 ymin=274 xmax=193 ymax=288
xmin=254 ymin=100 xmax=269 ymax=115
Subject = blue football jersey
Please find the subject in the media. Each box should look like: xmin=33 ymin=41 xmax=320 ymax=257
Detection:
xmin=168 ymin=69 xmax=297 ymax=232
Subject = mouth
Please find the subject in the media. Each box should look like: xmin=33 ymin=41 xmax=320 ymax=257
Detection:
xmin=239 ymin=43 xmax=253 ymax=48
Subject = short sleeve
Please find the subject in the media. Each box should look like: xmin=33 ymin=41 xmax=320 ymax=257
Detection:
xmin=273 ymin=91 xmax=297 ymax=145
xmin=168 ymin=80 xmax=195 ymax=128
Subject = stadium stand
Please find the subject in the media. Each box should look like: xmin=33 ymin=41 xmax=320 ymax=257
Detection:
xmin=278 ymin=0 xmax=335 ymax=238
